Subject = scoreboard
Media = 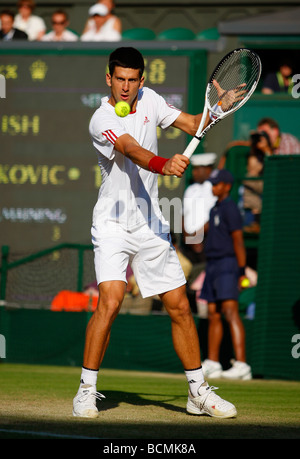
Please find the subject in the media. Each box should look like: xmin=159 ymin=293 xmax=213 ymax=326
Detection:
xmin=0 ymin=46 xmax=206 ymax=252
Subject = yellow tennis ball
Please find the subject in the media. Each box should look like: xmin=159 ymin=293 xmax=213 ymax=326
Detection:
xmin=241 ymin=278 xmax=250 ymax=288
xmin=115 ymin=101 xmax=130 ymax=117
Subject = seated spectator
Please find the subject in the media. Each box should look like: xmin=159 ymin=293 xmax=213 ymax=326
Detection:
xmin=262 ymin=60 xmax=294 ymax=94
xmin=257 ymin=117 xmax=300 ymax=155
xmin=13 ymin=0 xmax=46 ymax=41
xmin=82 ymin=0 xmax=121 ymax=36
xmin=218 ymin=117 xmax=300 ymax=169
xmin=80 ymin=3 xmax=121 ymax=42
xmin=42 ymin=10 xmax=78 ymax=42
xmin=0 ymin=9 xmax=28 ymax=40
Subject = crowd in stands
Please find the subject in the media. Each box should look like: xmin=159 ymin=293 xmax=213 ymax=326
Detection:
xmin=0 ymin=0 xmax=121 ymax=42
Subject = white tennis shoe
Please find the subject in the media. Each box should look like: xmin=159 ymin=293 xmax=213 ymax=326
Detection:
xmin=201 ymin=359 xmax=223 ymax=378
xmin=186 ymin=382 xmax=237 ymax=418
xmin=221 ymin=360 xmax=252 ymax=380
xmin=72 ymin=384 xmax=105 ymax=418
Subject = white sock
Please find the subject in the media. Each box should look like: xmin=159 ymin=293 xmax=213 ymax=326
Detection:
xmin=185 ymin=366 xmax=205 ymax=397
xmin=80 ymin=367 xmax=98 ymax=387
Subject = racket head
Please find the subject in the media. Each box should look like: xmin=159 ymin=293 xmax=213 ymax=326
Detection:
xmin=207 ymin=48 xmax=262 ymax=115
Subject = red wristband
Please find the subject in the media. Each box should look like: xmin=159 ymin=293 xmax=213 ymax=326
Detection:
xmin=148 ymin=156 xmax=168 ymax=175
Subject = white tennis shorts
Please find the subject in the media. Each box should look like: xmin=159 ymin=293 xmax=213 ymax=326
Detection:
xmin=91 ymin=223 xmax=186 ymax=298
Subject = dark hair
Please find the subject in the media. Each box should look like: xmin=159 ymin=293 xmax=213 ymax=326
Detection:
xmin=279 ymin=58 xmax=293 ymax=69
xmin=17 ymin=0 xmax=35 ymax=11
xmin=0 ymin=9 xmax=15 ymax=19
xmin=108 ymin=47 xmax=144 ymax=78
xmin=52 ymin=9 xmax=69 ymax=21
xmin=257 ymin=117 xmax=280 ymax=131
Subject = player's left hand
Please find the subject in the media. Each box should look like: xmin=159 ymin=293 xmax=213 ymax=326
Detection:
xmin=213 ymin=80 xmax=247 ymax=112
xmin=163 ymin=154 xmax=189 ymax=177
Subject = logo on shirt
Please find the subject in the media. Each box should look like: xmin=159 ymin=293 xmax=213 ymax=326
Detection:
xmin=143 ymin=116 xmax=150 ymax=125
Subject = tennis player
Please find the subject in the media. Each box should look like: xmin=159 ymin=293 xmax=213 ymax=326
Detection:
xmin=73 ymin=47 xmax=237 ymax=419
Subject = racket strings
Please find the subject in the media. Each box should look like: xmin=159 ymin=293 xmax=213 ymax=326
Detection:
xmin=208 ymin=50 xmax=261 ymax=113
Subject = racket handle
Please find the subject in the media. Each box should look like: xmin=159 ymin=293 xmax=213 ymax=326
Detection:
xmin=182 ymin=136 xmax=200 ymax=159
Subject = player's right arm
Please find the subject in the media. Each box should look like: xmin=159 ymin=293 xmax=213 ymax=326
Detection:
xmin=114 ymin=133 xmax=189 ymax=177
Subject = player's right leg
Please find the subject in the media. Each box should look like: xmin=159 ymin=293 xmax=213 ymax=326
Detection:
xmin=73 ymin=280 xmax=126 ymax=418
xmin=83 ymin=280 xmax=126 ymax=370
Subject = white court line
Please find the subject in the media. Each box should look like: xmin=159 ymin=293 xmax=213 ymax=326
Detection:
xmin=0 ymin=428 xmax=101 ymax=439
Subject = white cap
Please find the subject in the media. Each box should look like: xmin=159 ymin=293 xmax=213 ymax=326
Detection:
xmin=190 ymin=153 xmax=217 ymax=167
xmin=88 ymin=4 xmax=109 ymax=16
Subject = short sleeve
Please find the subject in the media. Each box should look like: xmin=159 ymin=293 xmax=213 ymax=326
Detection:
xmin=89 ymin=108 xmax=127 ymax=160
xmin=152 ymin=91 xmax=181 ymax=129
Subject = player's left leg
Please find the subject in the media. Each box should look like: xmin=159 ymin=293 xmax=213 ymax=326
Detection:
xmin=160 ymin=285 xmax=201 ymax=370
xmin=160 ymin=286 xmax=237 ymax=418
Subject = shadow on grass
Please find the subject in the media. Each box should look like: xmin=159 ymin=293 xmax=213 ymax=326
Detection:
xmin=97 ymin=389 xmax=187 ymax=414
xmin=0 ymin=389 xmax=299 ymax=440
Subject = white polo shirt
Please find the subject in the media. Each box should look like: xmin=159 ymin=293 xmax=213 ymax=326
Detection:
xmin=41 ymin=29 xmax=78 ymax=42
xmin=89 ymin=87 xmax=181 ymax=234
xmin=13 ymin=14 xmax=46 ymax=41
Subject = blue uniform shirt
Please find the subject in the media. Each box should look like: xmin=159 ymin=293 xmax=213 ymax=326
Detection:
xmin=204 ymin=197 xmax=243 ymax=259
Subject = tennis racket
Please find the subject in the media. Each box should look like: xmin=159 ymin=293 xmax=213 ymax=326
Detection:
xmin=183 ymin=48 xmax=262 ymax=159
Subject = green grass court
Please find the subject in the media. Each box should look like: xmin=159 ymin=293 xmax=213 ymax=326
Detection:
xmin=0 ymin=363 xmax=299 ymax=440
